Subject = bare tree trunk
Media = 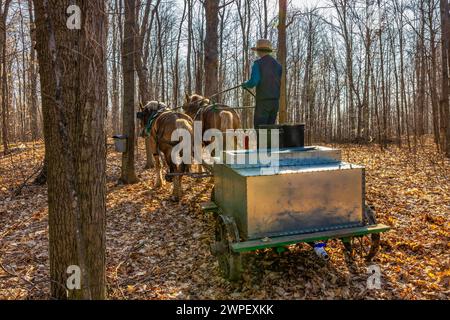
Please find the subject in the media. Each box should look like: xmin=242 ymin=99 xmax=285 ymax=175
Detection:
xmin=134 ymin=0 xmax=155 ymax=105
xmin=333 ymin=56 xmax=342 ymax=141
xmin=204 ymin=0 xmax=219 ymax=97
xmin=135 ymin=0 xmax=160 ymax=169
xmin=218 ymin=2 xmax=225 ymax=96
xmin=174 ymin=0 xmax=187 ymax=106
xmin=333 ymin=0 xmax=356 ymax=140
xmin=263 ymin=0 xmax=268 ymax=38
xmin=440 ymin=0 xmax=450 ymax=156
xmin=417 ymin=0 xmax=426 ymax=137
xmin=301 ymin=15 xmax=314 ymax=144
xmin=34 ymin=0 xmax=107 ymax=299
xmin=378 ymin=25 xmax=388 ymax=148
xmin=121 ymin=0 xmax=139 ymax=183
xmin=277 ymin=0 xmax=287 ymax=123
xmin=428 ymin=1 xmax=441 ymax=149
xmin=18 ymin=5 xmax=28 ymax=142
xmin=156 ymin=7 xmax=165 ymax=100
xmin=111 ymin=0 xmax=120 ymax=135
xmin=194 ymin=8 xmax=204 ymax=94
xmin=186 ymin=0 xmax=193 ymax=94
xmin=236 ymin=0 xmax=251 ymax=127
xmin=28 ymin=0 xmax=39 ymax=141
xmin=0 ymin=0 xmax=11 ymax=154
xmin=395 ymin=0 xmax=411 ymax=150
xmin=362 ymin=10 xmax=371 ymax=143
xmin=390 ymin=30 xmax=402 ymax=147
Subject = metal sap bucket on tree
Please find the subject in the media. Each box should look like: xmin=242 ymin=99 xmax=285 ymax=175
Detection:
xmin=113 ymin=135 xmax=128 ymax=153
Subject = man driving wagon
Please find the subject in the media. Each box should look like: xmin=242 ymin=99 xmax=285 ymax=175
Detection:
xmin=242 ymin=39 xmax=282 ymax=129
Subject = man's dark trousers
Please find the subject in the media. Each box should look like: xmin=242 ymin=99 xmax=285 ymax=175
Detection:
xmin=254 ymin=99 xmax=280 ymax=128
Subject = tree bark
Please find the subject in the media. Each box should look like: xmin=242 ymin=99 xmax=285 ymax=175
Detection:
xmin=263 ymin=0 xmax=268 ymax=38
xmin=111 ymin=0 xmax=120 ymax=135
xmin=204 ymin=0 xmax=219 ymax=97
xmin=174 ymin=0 xmax=187 ymax=107
xmin=236 ymin=0 xmax=251 ymax=127
xmin=277 ymin=0 xmax=287 ymax=124
xmin=155 ymin=7 xmax=165 ymax=100
xmin=417 ymin=0 xmax=426 ymax=137
xmin=121 ymin=0 xmax=139 ymax=183
xmin=0 ymin=0 xmax=11 ymax=154
xmin=440 ymin=0 xmax=450 ymax=156
xmin=378 ymin=23 xmax=387 ymax=147
xmin=428 ymin=1 xmax=441 ymax=149
xmin=135 ymin=0 xmax=159 ymax=169
xmin=28 ymin=0 xmax=39 ymax=141
xmin=33 ymin=0 xmax=107 ymax=299
xmin=186 ymin=0 xmax=193 ymax=94
xmin=301 ymin=14 xmax=314 ymax=144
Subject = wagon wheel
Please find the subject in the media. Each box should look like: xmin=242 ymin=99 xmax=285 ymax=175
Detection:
xmin=342 ymin=234 xmax=380 ymax=261
xmin=210 ymin=215 xmax=242 ymax=281
xmin=210 ymin=186 xmax=215 ymax=202
xmin=342 ymin=205 xmax=381 ymax=261
xmin=364 ymin=205 xmax=378 ymax=225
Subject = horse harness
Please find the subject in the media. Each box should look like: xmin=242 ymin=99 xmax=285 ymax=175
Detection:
xmin=192 ymin=99 xmax=235 ymax=122
xmin=145 ymin=108 xmax=184 ymax=154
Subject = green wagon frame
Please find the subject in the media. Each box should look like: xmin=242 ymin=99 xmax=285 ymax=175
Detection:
xmin=203 ymin=202 xmax=390 ymax=281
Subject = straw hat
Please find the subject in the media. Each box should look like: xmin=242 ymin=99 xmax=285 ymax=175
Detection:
xmin=251 ymin=39 xmax=274 ymax=52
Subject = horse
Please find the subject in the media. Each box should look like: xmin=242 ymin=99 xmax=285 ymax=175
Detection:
xmin=182 ymin=94 xmax=241 ymax=154
xmin=137 ymin=101 xmax=193 ymax=201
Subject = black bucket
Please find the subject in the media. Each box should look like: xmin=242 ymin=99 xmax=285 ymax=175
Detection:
xmin=256 ymin=124 xmax=305 ymax=149
xmin=257 ymin=124 xmax=283 ymax=149
xmin=281 ymin=124 xmax=305 ymax=148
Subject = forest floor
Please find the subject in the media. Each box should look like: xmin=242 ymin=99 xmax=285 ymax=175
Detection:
xmin=0 ymin=139 xmax=449 ymax=300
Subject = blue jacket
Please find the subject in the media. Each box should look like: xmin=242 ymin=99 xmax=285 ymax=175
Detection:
xmin=243 ymin=55 xmax=282 ymax=101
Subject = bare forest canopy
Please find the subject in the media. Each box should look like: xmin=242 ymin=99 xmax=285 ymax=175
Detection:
xmin=1 ymin=0 xmax=450 ymax=152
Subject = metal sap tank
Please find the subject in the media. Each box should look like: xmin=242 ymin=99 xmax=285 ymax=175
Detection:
xmin=213 ymin=147 xmax=365 ymax=240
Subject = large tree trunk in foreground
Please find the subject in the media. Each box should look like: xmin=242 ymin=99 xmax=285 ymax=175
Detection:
xmin=34 ymin=0 xmax=107 ymax=299
xmin=121 ymin=0 xmax=139 ymax=183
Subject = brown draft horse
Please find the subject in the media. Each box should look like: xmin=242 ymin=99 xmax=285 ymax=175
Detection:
xmin=137 ymin=101 xmax=193 ymax=201
xmin=182 ymin=94 xmax=241 ymax=153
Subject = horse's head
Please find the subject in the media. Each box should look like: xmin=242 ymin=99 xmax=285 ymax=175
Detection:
xmin=182 ymin=93 xmax=210 ymax=119
xmin=136 ymin=101 xmax=167 ymax=137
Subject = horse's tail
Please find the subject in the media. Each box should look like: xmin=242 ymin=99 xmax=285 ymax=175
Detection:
xmin=219 ymin=110 xmax=234 ymax=133
xmin=174 ymin=118 xmax=193 ymax=146
xmin=175 ymin=118 xmax=193 ymax=172
xmin=175 ymin=118 xmax=192 ymax=132
xmin=219 ymin=110 xmax=235 ymax=151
